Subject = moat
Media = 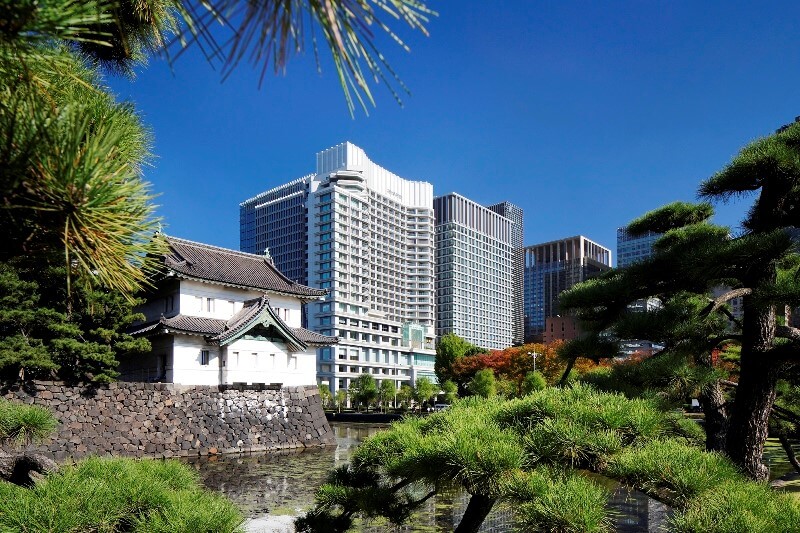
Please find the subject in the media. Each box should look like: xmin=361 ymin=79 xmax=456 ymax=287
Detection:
xmin=187 ymin=422 xmax=668 ymax=532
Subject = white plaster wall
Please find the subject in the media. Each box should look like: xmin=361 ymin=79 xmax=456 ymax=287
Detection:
xmin=223 ymin=338 xmax=316 ymax=386
xmin=171 ymin=335 xmax=220 ymax=386
xmin=177 ymin=280 xmax=303 ymax=325
xmin=267 ymin=294 xmax=303 ymax=327
xmin=178 ymin=280 xmax=262 ymax=320
xmin=137 ymin=285 xmax=180 ymax=323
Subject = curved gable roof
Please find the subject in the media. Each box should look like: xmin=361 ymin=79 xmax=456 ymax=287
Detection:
xmin=129 ymin=296 xmax=338 ymax=351
xmin=161 ymin=235 xmax=326 ymax=299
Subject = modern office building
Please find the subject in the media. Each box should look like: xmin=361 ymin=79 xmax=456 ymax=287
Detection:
xmin=488 ymin=201 xmax=525 ymax=345
xmin=616 ymin=227 xmax=661 ymax=269
xmin=523 ymin=236 xmax=611 ymax=342
xmin=434 ymin=193 xmax=513 ymax=350
xmin=240 ymin=142 xmax=437 ymax=395
xmin=240 ymin=177 xmax=311 ymax=285
xmin=616 ymin=227 xmax=666 ymax=356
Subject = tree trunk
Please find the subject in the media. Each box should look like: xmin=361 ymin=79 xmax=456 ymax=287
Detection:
xmin=454 ymin=494 xmax=496 ymax=533
xmin=558 ymin=357 xmax=576 ymax=387
xmin=724 ymin=300 xmax=780 ymax=481
xmin=698 ymin=378 xmax=727 ymax=452
xmin=778 ymin=434 xmax=800 ymax=473
xmin=0 ymin=450 xmax=58 ymax=487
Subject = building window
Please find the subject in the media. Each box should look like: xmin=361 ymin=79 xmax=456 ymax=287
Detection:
xmin=200 ymin=350 xmax=210 ymax=366
xmin=165 ymin=295 xmax=174 ymax=313
xmin=206 ymin=298 xmax=214 ymax=312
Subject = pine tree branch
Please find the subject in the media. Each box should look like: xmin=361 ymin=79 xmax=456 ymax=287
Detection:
xmin=702 ymin=288 xmax=752 ymax=316
xmin=721 ymin=380 xmax=800 ymax=425
xmin=776 ymin=325 xmax=800 ymax=342
xmin=410 ymin=489 xmax=437 ymax=507
xmin=389 ymin=477 xmax=413 ymax=493
xmin=778 ymin=434 xmax=800 ymax=474
xmin=706 ymin=335 xmax=743 ymax=349
xmin=717 ymin=306 xmax=744 ymax=330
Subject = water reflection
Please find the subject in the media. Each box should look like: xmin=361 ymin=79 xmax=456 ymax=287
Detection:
xmin=187 ymin=422 xmax=666 ymax=532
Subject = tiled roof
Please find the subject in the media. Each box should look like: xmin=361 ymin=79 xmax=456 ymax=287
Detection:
xmin=215 ymin=296 xmax=271 ymax=345
xmin=291 ymin=328 xmax=340 ymax=346
xmin=128 ymin=315 xmax=226 ymax=337
xmin=160 ymin=235 xmax=326 ymax=299
xmin=129 ymin=297 xmax=337 ymax=349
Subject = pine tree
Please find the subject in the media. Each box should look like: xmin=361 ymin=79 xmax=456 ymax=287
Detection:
xmin=560 ymin=121 xmax=800 ymax=480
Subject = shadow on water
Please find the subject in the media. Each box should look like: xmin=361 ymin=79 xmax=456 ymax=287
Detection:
xmin=187 ymin=422 xmax=668 ymax=532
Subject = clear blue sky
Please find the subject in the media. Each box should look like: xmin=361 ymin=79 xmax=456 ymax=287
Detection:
xmin=108 ymin=1 xmax=800 ymax=264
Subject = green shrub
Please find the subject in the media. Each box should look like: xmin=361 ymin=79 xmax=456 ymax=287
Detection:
xmin=523 ymin=418 xmax=622 ymax=469
xmin=509 ymin=468 xmax=612 ymax=533
xmin=522 ymin=371 xmax=547 ymax=394
xmin=608 ymin=438 xmax=741 ymax=505
xmin=664 ymin=412 xmax=706 ymax=446
xmin=497 ymin=384 xmax=665 ymax=444
xmin=670 ymin=479 xmax=800 ymax=532
xmin=0 ymin=457 xmax=244 ymax=532
xmin=0 ymin=398 xmax=58 ymax=447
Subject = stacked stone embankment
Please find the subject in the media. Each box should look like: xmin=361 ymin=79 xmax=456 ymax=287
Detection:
xmin=3 ymin=382 xmax=335 ymax=461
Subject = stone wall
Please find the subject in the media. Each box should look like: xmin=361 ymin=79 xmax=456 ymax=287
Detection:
xmin=3 ymin=382 xmax=336 ymax=461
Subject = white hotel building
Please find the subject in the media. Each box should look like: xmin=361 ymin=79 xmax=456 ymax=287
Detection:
xmin=240 ymin=143 xmax=437 ymax=395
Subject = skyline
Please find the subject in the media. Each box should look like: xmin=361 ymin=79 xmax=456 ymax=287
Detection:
xmin=106 ymin=2 xmax=800 ymax=260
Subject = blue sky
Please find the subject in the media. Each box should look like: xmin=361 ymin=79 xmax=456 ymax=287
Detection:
xmin=109 ymin=1 xmax=800 ymax=263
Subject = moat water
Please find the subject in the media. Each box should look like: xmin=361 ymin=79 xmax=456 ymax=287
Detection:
xmin=187 ymin=422 xmax=668 ymax=532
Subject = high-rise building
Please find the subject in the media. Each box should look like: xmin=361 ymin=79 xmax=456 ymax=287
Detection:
xmin=240 ymin=176 xmax=311 ymax=285
xmin=240 ymin=142 xmax=437 ymax=395
xmin=524 ymin=236 xmax=611 ymax=342
xmin=488 ymin=201 xmax=525 ymax=345
xmin=616 ymin=227 xmax=660 ymax=269
xmin=616 ymin=227 xmax=666 ymax=356
xmin=434 ymin=193 xmax=513 ymax=350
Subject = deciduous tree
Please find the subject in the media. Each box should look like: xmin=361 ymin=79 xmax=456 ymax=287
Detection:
xmin=468 ymin=369 xmax=496 ymax=398
xmin=413 ymin=377 xmax=436 ymax=411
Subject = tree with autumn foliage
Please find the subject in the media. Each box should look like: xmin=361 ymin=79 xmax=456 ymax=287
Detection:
xmin=450 ymin=341 xmax=606 ymax=397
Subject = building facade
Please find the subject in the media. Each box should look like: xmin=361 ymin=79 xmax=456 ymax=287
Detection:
xmin=616 ymin=227 xmax=661 ymax=269
xmin=434 ymin=193 xmax=513 ymax=350
xmin=240 ymin=176 xmax=311 ymax=286
xmin=126 ymin=236 xmax=336 ymax=386
xmin=524 ymin=236 xmax=611 ymax=342
xmin=241 ymin=142 xmax=437 ymax=395
xmin=487 ymin=201 xmax=525 ymax=345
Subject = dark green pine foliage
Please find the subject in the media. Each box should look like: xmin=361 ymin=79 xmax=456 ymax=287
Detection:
xmin=0 ymin=260 xmax=149 ymax=384
xmin=559 ymin=121 xmax=800 ymax=480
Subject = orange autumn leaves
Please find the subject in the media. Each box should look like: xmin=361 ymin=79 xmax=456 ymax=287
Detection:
xmin=451 ymin=341 xmax=607 ymax=393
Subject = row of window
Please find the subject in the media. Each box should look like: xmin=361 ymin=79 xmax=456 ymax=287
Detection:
xmin=200 ymin=350 xmax=298 ymax=369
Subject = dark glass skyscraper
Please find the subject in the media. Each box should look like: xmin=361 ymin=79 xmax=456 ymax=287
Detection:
xmin=523 ymin=236 xmax=611 ymax=342
xmin=240 ymin=177 xmax=310 ymax=286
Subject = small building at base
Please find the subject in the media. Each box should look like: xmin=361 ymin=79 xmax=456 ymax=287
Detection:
xmin=125 ymin=235 xmax=337 ymax=386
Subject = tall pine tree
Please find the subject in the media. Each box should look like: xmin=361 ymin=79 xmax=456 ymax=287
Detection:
xmin=560 ymin=120 xmax=800 ymax=480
